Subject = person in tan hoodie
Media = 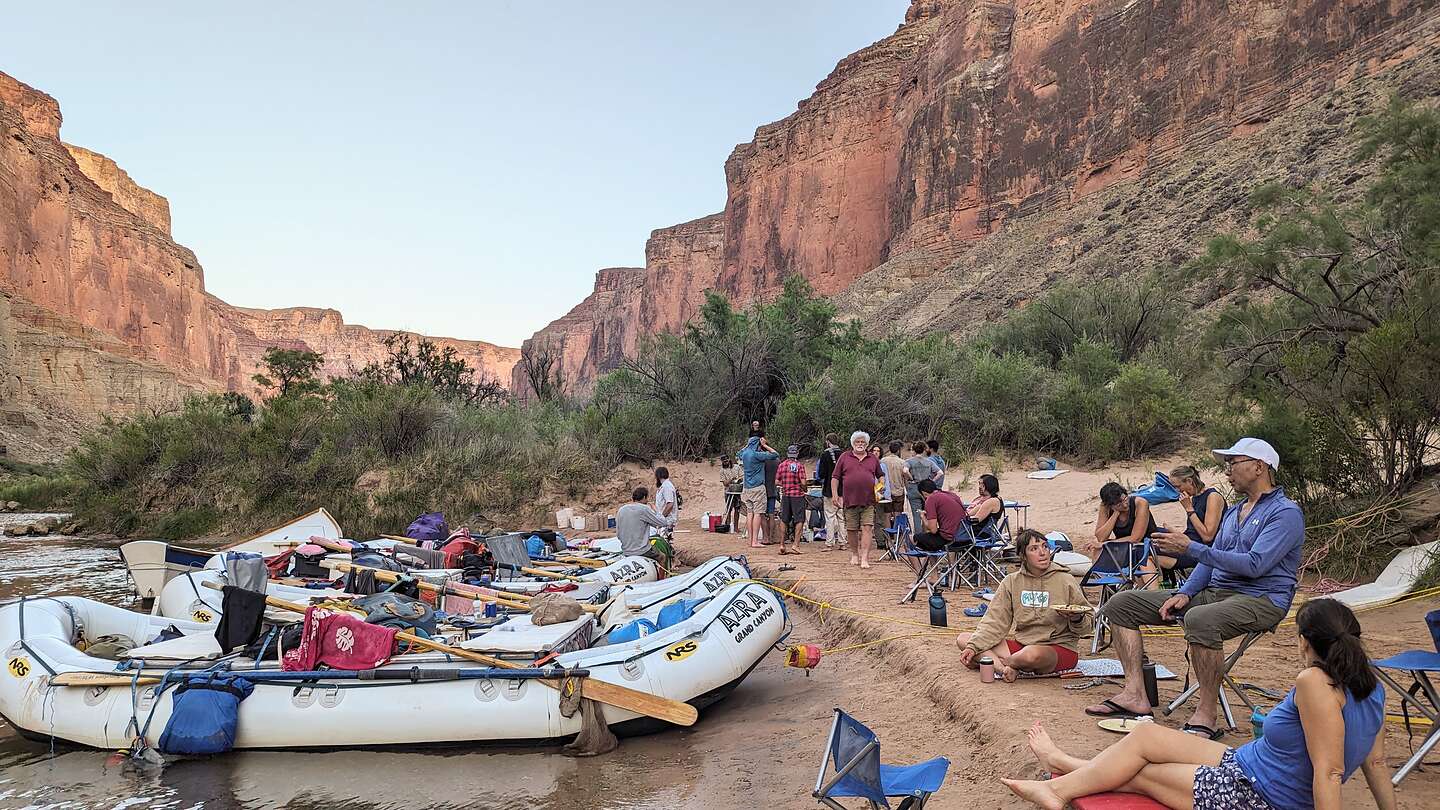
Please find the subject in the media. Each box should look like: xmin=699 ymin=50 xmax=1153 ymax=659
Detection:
xmin=957 ymin=529 xmax=1092 ymax=681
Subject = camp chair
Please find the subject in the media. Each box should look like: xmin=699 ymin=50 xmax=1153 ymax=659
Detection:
xmin=932 ymin=519 xmax=983 ymax=591
xmin=487 ymin=533 xmax=533 ymax=580
xmin=1371 ymin=608 xmax=1440 ymax=784
xmin=895 ymin=515 xmax=950 ymax=604
xmin=1080 ymin=540 xmax=1159 ymax=654
xmin=814 ymin=708 xmax=949 ymax=809
xmin=879 ymin=512 xmax=911 ymax=564
xmin=1162 ymin=629 xmax=1271 ymax=730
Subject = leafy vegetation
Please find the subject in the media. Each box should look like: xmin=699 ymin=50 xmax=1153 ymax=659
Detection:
xmin=18 ymin=99 xmax=1436 ymax=571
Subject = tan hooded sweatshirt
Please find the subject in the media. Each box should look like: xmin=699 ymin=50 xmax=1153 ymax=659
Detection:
xmin=965 ymin=560 xmax=1091 ymax=654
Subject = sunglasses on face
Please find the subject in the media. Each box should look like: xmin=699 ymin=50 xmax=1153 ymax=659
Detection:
xmin=1222 ymin=457 xmax=1261 ymax=471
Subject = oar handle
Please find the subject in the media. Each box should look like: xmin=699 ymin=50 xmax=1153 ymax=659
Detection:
xmin=319 ymin=559 xmax=540 ymax=612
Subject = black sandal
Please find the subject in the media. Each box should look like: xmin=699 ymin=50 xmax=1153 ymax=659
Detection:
xmin=1182 ymin=723 xmax=1225 ymax=740
xmin=1084 ymin=699 xmax=1154 ymax=719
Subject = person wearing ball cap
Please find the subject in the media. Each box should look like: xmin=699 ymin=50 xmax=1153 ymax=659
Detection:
xmin=1087 ymin=437 xmax=1304 ymax=742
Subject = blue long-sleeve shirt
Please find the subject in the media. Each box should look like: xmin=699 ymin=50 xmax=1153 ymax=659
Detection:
xmin=738 ymin=438 xmax=778 ymax=489
xmin=1179 ymin=487 xmax=1303 ymax=610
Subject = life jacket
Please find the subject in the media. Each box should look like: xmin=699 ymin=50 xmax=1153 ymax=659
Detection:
xmin=440 ymin=529 xmax=483 ymax=569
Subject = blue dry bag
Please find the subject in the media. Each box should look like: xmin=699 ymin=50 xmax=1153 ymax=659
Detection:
xmin=607 ymin=618 xmax=658 ymax=644
xmin=657 ymin=598 xmax=707 ymax=629
xmin=157 ymin=673 xmax=255 ymax=756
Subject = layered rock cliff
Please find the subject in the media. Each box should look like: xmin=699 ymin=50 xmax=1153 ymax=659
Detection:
xmin=0 ymin=71 xmax=518 ymax=458
xmin=522 ymin=0 xmax=1440 ymax=391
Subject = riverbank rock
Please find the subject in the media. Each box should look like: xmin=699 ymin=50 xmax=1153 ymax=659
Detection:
xmin=3 ymin=523 xmax=26 ymax=536
xmin=2 ymin=501 xmax=17 ymax=512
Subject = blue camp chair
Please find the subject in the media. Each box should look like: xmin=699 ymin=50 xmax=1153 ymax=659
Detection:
xmin=1372 ymin=609 xmax=1440 ymax=785
xmin=893 ymin=514 xmax=949 ymax=604
xmin=1080 ymin=539 xmax=1159 ymax=653
xmin=878 ymin=510 xmax=910 ymax=564
xmin=814 ymin=708 xmax=949 ymax=809
xmin=933 ymin=519 xmax=983 ymax=591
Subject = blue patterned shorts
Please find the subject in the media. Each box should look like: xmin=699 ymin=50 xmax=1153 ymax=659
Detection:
xmin=1193 ymin=749 xmax=1275 ymax=810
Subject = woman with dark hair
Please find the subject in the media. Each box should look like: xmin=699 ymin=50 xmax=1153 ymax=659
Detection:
xmin=1002 ymin=597 xmax=1395 ymax=810
xmin=968 ymin=474 xmax=1003 ymax=528
xmin=956 ymin=529 xmax=1090 ymax=681
xmin=653 ymin=466 xmax=678 ymax=521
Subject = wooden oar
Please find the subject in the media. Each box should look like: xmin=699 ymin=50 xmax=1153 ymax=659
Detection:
xmin=199 ymin=581 xmax=697 ymax=726
xmin=52 ymin=672 xmax=161 ymax=687
xmin=553 ymin=556 xmax=607 ymax=569
xmin=513 ymin=566 xmax=588 ymax=583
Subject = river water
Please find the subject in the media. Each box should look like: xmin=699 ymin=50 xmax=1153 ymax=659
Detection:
xmin=0 ymin=521 xmax=854 ymax=809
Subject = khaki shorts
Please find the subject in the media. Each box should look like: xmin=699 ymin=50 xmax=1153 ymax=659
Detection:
xmin=843 ymin=504 xmax=879 ymax=531
xmin=1101 ymin=587 xmax=1287 ymax=650
xmin=740 ymin=485 xmax=767 ymax=514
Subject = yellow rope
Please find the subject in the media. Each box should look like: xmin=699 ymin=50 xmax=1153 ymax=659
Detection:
xmin=822 ymin=631 xmax=961 ymax=656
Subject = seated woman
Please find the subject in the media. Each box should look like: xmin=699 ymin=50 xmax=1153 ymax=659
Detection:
xmin=1002 ymin=598 xmax=1396 ymax=810
xmin=1094 ymin=481 xmax=1162 ymax=585
xmin=956 ymin=530 xmax=1091 ymax=682
xmin=1165 ymin=464 xmax=1225 ymax=571
xmin=968 ymin=474 xmax=1004 ymax=538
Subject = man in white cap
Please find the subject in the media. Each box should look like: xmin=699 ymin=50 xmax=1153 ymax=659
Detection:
xmin=1085 ymin=438 xmax=1303 ymax=741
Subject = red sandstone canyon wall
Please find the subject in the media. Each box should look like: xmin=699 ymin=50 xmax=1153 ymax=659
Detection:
xmin=520 ymin=0 xmax=1440 ymax=392
xmin=0 ymin=71 xmax=518 ymax=456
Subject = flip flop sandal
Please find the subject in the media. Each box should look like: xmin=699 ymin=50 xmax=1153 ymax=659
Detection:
xmin=1182 ymin=723 xmax=1225 ymax=741
xmin=1084 ymin=699 xmax=1154 ymax=719
xmin=962 ymin=604 xmax=988 ymax=618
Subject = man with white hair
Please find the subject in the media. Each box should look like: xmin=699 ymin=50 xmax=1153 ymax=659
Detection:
xmin=1086 ymin=438 xmax=1303 ymax=740
xmin=830 ymin=430 xmax=883 ymax=569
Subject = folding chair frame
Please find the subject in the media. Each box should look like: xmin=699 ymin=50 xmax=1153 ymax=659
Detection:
xmin=1162 ymin=630 xmax=1265 ymax=730
xmin=1082 ymin=540 xmax=1160 ymax=654
xmin=895 ymin=516 xmax=950 ymax=605
xmin=1372 ymin=665 xmax=1440 ymax=784
xmin=814 ymin=711 xmax=884 ymax=810
xmin=877 ymin=510 xmax=907 ymax=564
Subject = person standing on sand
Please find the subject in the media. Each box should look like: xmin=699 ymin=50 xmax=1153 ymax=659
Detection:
xmin=738 ymin=435 xmax=777 ymax=548
xmin=775 ymin=445 xmax=808 ymax=555
xmin=831 ymin=431 xmax=882 ymax=569
xmin=653 ymin=466 xmax=677 ymax=522
xmin=880 ymin=441 xmax=909 ymax=530
xmin=616 ymin=486 xmax=674 ymax=564
xmin=816 ymin=433 xmax=848 ymax=552
xmin=720 ymin=455 xmax=743 ymax=531
xmin=903 ymin=441 xmax=936 ymax=534
xmin=926 ymin=439 xmax=947 ymax=488
xmin=763 ymin=450 xmax=781 ymax=547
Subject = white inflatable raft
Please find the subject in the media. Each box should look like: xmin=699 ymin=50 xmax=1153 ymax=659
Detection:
xmin=0 ymin=577 xmax=788 ymax=750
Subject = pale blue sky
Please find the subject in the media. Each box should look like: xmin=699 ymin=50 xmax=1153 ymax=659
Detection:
xmin=6 ymin=1 xmax=908 ymax=347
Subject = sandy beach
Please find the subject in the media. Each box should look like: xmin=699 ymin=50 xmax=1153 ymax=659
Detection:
xmin=577 ymin=455 xmax=1440 ymax=808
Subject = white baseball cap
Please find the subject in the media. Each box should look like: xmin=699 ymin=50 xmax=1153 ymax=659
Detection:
xmin=1212 ymin=437 xmax=1280 ymax=470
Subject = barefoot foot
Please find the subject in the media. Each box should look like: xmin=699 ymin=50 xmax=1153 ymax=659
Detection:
xmin=1026 ymin=722 xmax=1072 ymax=776
xmin=1000 ymin=778 xmax=1064 ymax=810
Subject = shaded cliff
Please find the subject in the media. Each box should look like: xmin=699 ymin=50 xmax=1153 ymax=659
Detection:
xmin=522 ymin=0 xmax=1440 ymax=391
xmin=0 ymin=71 xmax=518 ymax=458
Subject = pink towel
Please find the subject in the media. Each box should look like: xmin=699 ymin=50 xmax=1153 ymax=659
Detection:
xmin=282 ymin=606 xmax=398 ymax=671
xmin=443 ymin=593 xmax=475 ymax=615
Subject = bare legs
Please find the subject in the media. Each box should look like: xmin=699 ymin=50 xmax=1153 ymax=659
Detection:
xmin=1004 ymin=722 xmax=1225 ymax=809
xmin=1086 ymin=626 xmax=1152 ymax=715
xmin=953 ymin=635 xmax=1062 ymax=681
xmin=1189 ymin=645 xmax=1224 ymax=730
xmin=747 ymin=507 xmax=763 ymax=548
xmin=857 ymin=524 xmax=873 ymax=568
xmin=1086 ymin=625 xmax=1223 ymax=728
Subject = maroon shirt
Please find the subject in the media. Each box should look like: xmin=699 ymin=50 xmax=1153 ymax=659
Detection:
xmin=923 ymin=489 xmax=969 ymax=541
xmin=833 ymin=451 xmax=881 ymax=508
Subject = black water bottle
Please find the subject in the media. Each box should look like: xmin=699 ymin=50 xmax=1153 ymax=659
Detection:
xmin=928 ymin=593 xmax=948 ymax=627
xmin=1142 ymin=656 xmax=1160 ymax=709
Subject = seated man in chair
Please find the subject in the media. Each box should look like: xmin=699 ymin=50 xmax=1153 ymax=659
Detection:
xmin=1085 ymin=438 xmax=1303 ymax=740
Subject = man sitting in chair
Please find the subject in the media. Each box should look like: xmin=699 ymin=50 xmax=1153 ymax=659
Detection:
xmin=913 ymin=479 xmax=966 ymax=551
xmin=1086 ymin=438 xmax=1303 ymax=741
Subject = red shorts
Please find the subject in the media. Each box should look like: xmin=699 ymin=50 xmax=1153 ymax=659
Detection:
xmin=1006 ymin=639 xmax=1079 ymax=672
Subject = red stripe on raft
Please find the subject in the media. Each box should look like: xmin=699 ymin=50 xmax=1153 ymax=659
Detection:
xmin=1070 ymin=794 xmax=1169 ymax=810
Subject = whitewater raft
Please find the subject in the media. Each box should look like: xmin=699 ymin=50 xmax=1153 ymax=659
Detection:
xmin=0 ymin=558 xmax=782 ymax=750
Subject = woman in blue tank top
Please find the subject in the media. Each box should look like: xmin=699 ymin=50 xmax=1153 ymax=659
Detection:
xmin=1001 ymin=598 xmax=1397 ymax=810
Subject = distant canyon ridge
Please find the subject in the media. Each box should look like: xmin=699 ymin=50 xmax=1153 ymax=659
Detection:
xmin=3 ymin=0 xmax=1439 ymax=459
